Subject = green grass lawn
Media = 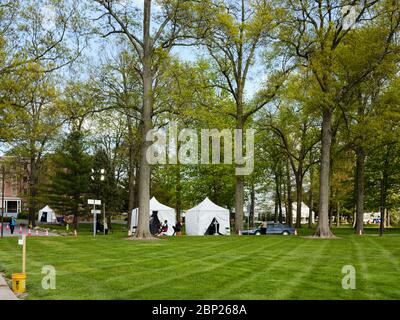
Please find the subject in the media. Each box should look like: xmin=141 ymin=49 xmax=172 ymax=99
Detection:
xmin=0 ymin=226 xmax=399 ymax=300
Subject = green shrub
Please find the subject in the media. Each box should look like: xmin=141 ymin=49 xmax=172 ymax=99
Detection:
xmin=17 ymin=211 xmax=29 ymax=219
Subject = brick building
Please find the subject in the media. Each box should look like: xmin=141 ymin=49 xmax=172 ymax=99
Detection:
xmin=0 ymin=156 xmax=29 ymax=218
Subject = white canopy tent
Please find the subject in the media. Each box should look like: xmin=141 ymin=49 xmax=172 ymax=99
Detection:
xmin=281 ymin=202 xmax=315 ymax=224
xmin=185 ymin=197 xmax=230 ymax=235
xmin=130 ymin=197 xmax=176 ymax=236
xmin=38 ymin=205 xmax=57 ymax=223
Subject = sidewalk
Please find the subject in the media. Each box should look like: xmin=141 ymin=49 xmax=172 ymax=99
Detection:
xmin=0 ymin=225 xmax=58 ymax=237
xmin=0 ymin=275 xmax=18 ymax=300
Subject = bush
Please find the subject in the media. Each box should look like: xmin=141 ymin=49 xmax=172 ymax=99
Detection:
xmin=17 ymin=211 xmax=29 ymax=219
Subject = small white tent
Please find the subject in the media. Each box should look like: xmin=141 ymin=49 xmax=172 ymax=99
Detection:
xmin=288 ymin=202 xmax=315 ymax=224
xmin=131 ymin=197 xmax=176 ymax=236
xmin=185 ymin=197 xmax=230 ymax=235
xmin=38 ymin=205 xmax=57 ymax=223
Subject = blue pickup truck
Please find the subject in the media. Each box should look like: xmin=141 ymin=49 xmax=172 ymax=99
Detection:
xmin=241 ymin=222 xmax=296 ymax=236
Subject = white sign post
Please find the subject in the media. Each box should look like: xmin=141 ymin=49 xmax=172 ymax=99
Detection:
xmin=88 ymin=199 xmax=101 ymax=237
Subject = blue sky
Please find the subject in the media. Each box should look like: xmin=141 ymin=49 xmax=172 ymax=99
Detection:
xmin=0 ymin=0 xmax=267 ymax=156
xmin=84 ymin=0 xmax=267 ymax=98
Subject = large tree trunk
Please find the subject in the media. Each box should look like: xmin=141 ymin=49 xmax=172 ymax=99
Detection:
xmin=250 ymin=182 xmax=255 ymax=228
xmin=386 ymin=209 xmax=390 ymax=227
xmin=314 ymin=109 xmax=334 ymax=237
xmin=295 ymin=168 xmax=303 ymax=229
xmin=175 ymin=163 xmax=182 ymax=223
xmin=278 ymin=193 xmax=283 ymax=223
xmin=379 ymin=178 xmax=385 ymax=236
xmin=234 ymin=97 xmax=244 ymax=234
xmin=134 ymin=0 xmax=153 ymax=239
xmin=235 ymin=175 xmax=244 ymax=234
xmin=28 ymin=155 xmax=37 ymax=228
xmin=286 ymin=159 xmax=293 ymax=227
xmin=274 ymin=172 xmax=279 ymax=223
xmin=379 ymin=166 xmax=388 ymax=236
xmin=336 ymin=201 xmax=340 ymax=227
xmin=73 ymin=214 xmax=78 ymax=231
xmin=308 ymin=163 xmax=314 ymax=228
xmin=355 ymin=147 xmax=365 ymax=235
xmin=277 ymin=164 xmax=283 ymax=222
xmin=127 ymin=115 xmax=136 ymax=235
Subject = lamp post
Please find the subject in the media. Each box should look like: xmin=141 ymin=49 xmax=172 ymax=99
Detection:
xmin=91 ymin=168 xmax=105 ymax=236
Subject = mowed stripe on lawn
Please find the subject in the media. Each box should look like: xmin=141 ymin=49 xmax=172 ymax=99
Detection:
xmin=25 ymin=237 xmax=249 ymax=298
xmin=121 ymin=237 xmax=289 ymax=299
xmin=211 ymin=238 xmax=307 ymax=299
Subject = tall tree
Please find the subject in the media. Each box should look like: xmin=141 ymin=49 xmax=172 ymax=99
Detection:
xmin=94 ymin=0 xmax=208 ymax=239
xmin=192 ymin=0 xmax=287 ymax=233
xmin=48 ymin=131 xmax=91 ymax=230
xmin=278 ymin=0 xmax=400 ymax=237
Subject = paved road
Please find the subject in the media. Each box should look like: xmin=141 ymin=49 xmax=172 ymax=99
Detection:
xmin=0 ymin=224 xmax=58 ymax=237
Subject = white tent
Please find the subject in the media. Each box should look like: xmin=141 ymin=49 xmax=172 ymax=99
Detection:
xmin=283 ymin=202 xmax=315 ymax=224
xmin=363 ymin=212 xmax=380 ymax=223
xmin=185 ymin=197 xmax=230 ymax=235
xmin=294 ymin=202 xmax=315 ymax=224
xmin=38 ymin=205 xmax=57 ymax=223
xmin=279 ymin=202 xmax=315 ymax=224
xmin=130 ymin=197 xmax=176 ymax=236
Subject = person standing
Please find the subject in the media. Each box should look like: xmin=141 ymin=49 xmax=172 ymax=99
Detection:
xmin=260 ymin=220 xmax=267 ymax=235
xmin=149 ymin=211 xmax=161 ymax=236
xmin=160 ymin=220 xmax=168 ymax=235
xmin=173 ymin=220 xmax=182 ymax=236
xmin=9 ymin=217 xmax=16 ymax=235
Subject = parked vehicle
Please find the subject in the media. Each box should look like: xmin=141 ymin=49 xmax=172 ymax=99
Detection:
xmin=241 ymin=222 xmax=296 ymax=236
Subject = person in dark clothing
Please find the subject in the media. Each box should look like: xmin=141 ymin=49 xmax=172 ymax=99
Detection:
xmin=173 ymin=221 xmax=182 ymax=236
xmin=160 ymin=220 xmax=168 ymax=235
xmin=260 ymin=220 xmax=267 ymax=235
xmin=149 ymin=211 xmax=161 ymax=235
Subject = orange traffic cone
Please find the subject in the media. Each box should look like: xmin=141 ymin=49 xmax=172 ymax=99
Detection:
xmin=28 ymin=228 xmax=32 ymax=236
xmin=19 ymin=226 xmax=22 ymax=234
xmin=6 ymin=223 xmax=9 ymax=231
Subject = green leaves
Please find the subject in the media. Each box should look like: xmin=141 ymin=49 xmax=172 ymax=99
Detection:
xmin=47 ymin=131 xmax=92 ymax=215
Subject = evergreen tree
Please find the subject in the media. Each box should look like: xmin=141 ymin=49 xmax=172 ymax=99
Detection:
xmin=48 ymin=131 xmax=91 ymax=230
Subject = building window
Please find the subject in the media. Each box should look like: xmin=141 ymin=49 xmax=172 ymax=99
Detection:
xmin=7 ymin=201 xmax=18 ymax=213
